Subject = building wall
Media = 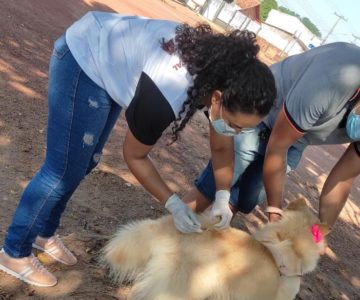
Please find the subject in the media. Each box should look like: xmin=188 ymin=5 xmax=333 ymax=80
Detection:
xmin=185 ymin=1 xmax=309 ymax=57
xmin=266 ymin=10 xmax=322 ymax=48
xmin=185 ymin=0 xmax=206 ymax=11
xmin=258 ymin=23 xmax=304 ymax=56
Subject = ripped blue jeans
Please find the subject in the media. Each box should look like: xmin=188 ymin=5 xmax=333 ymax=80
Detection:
xmin=195 ymin=123 xmax=303 ymax=214
xmin=3 ymin=34 xmax=122 ymax=258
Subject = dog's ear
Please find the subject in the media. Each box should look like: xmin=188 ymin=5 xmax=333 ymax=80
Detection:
xmin=315 ymin=223 xmax=331 ymax=237
xmin=286 ymin=197 xmax=308 ymax=211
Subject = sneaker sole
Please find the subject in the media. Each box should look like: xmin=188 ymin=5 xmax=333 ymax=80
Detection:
xmin=0 ymin=264 xmax=57 ymax=287
xmin=32 ymin=243 xmax=77 ymax=266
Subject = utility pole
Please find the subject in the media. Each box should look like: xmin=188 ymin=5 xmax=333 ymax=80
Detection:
xmin=320 ymin=12 xmax=347 ymax=45
xmin=352 ymin=34 xmax=360 ymax=45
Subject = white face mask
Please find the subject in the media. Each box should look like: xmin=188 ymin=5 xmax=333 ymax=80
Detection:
xmin=208 ymin=105 xmax=254 ymax=136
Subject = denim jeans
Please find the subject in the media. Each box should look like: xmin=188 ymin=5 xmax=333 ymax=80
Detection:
xmin=195 ymin=123 xmax=302 ymax=213
xmin=3 ymin=34 xmax=122 ymax=258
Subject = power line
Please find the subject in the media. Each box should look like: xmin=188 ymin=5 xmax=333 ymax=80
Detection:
xmin=352 ymin=34 xmax=360 ymax=45
xmin=320 ymin=12 xmax=347 ymax=45
xmin=331 ymin=32 xmax=354 ymax=36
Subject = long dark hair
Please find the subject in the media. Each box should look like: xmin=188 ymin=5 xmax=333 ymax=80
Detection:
xmin=161 ymin=23 xmax=276 ymax=142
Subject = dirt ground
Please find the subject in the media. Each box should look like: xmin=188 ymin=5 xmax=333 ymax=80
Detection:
xmin=0 ymin=0 xmax=359 ymax=299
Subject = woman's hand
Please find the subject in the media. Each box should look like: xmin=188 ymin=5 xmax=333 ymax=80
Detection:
xmin=165 ymin=194 xmax=202 ymax=233
xmin=210 ymin=190 xmax=233 ymax=230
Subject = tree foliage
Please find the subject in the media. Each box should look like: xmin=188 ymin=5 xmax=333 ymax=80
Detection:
xmin=260 ymin=0 xmax=278 ymax=22
xmin=278 ymin=6 xmax=300 ymax=18
xmin=301 ymin=17 xmax=321 ymax=37
xmin=260 ymin=1 xmax=322 ymax=38
xmin=278 ymin=6 xmax=321 ymax=37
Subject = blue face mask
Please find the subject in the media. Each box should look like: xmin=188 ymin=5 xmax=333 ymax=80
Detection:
xmin=209 ymin=105 xmax=238 ymax=136
xmin=346 ymin=104 xmax=360 ymax=140
xmin=208 ymin=105 xmax=254 ymax=136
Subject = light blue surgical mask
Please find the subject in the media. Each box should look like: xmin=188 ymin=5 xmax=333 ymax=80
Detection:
xmin=208 ymin=105 xmax=254 ymax=136
xmin=346 ymin=104 xmax=360 ymax=140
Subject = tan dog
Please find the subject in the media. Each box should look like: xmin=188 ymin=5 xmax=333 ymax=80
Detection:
xmin=102 ymin=198 xmax=329 ymax=300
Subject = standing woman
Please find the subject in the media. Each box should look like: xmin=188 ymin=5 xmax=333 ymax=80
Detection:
xmin=0 ymin=11 xmax=276 ymax=287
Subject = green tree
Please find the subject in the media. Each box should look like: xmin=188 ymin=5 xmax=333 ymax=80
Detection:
xmin=260 ymin=0 xmax=278 ymax=22
xmin=301 ymin=17 xmax=322 ymax=37
xmin=278 ymin=6 xmax=322 ymax=38
xmin=278 ymin=6 xmax=300 ymax=19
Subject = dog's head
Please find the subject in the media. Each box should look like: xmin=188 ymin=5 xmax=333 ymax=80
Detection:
xmin=255 ymin=197 xmax=330 ymax=276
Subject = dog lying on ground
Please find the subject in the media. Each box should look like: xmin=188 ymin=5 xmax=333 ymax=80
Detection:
xmin=102 ymin=198 xmax=329 ymax=300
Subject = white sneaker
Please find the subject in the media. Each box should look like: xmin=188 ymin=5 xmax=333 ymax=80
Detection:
xmin=32 ymin=235 xmax=77 ymax=266
xmin=0 ymin=249 xmax=57 ymax=287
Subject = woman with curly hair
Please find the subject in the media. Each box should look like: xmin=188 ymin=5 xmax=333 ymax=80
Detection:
xmin=0 ymin=11 xmax=276 ymax=287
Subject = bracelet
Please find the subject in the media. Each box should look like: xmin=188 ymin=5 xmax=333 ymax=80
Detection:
xmin=265 ymin=206 xmax=283 ymax=216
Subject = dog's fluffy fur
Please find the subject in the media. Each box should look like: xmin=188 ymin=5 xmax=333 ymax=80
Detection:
xmin=102 ymin=198 xmax=328 ymax=300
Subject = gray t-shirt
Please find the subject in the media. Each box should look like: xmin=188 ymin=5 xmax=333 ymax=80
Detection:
xmin=263 ymin=42 xmax=360 ymax=153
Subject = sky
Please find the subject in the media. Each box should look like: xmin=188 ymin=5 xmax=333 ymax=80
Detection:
xmin=276 ymin=0 xmax=360 ymax=45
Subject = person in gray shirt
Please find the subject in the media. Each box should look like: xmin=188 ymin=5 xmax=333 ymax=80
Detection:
xmin=187 ymin=42 xmax=360 ymax=229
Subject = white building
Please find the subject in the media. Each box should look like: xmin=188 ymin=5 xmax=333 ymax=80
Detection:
xmin=185 ymin=2 xmax=322 ymax=56
xmin=263 ymin=10 xmax=322 ymax=54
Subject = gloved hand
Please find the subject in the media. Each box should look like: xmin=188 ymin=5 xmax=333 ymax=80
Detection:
xmin=210 ymin=190 xmax=233 ymax=230
xmin=165 ymin=194 xmax=202 ymax=233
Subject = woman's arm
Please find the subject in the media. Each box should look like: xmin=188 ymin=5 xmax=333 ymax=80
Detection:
xmin=319 ymin=143 xmax=360 ymax=227
xmin=264 ymin=107 xmax=304 ymax=221
xmin=208 ymin=123 xmax=235 ymax=229
xmin=123 ymin=129 xmax=172 ymax=204
xmin=209 ymin=124 xmax=234 ymax=191
xmin=123 ymin=129 xmax=202 ymax=233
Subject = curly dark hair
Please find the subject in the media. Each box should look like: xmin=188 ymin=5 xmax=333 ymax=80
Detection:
xmin=161 ymin=23 xmax=276 ymax=142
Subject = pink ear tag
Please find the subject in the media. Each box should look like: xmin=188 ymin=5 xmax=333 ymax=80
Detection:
xmin=311 ymin=224 xmax=322 ymax=243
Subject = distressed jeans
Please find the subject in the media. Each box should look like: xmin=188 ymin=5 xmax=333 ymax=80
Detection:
xmin=3 ymin=34 xmax=122 ymax=258
xmin=195 ymin=123 xmax=303 ymax=213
